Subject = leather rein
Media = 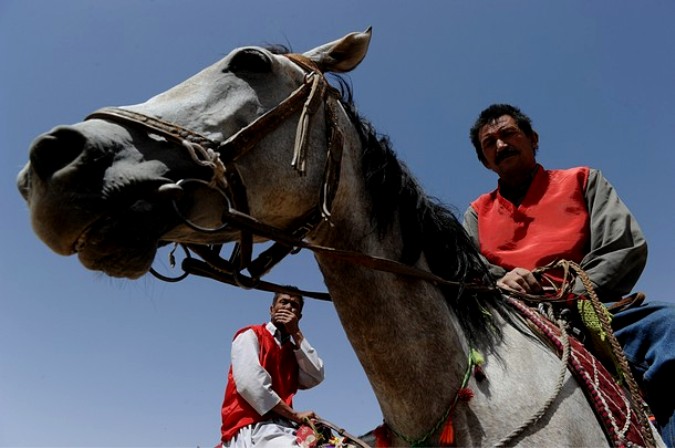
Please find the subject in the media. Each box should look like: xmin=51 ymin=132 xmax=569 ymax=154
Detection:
xmin=85 ymin=53 xmax=495 ymax=301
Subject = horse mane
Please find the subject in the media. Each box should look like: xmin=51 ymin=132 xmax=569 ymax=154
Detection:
xmin=268 ymin=45 xmax=514 ymax=350
xmin=332 ymin=76 xmax=519 ymax=351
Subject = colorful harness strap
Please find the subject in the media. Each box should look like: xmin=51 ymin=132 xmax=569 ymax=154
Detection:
xmin=376 ymin=349 xmax=483 ymax=447
xmin=508 ymin=297 xmax=651 ymax=448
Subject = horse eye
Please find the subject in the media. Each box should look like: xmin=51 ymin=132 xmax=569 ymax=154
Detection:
xmin=226 ymin=49 xmax=272 ymax=74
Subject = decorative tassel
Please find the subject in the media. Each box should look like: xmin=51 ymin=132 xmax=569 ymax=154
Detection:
xmin=374 ymin=423 xmax=390 ymax=447
xmin=458 ymin=387 xmax=474 ymax=402
xmin=439 ymin=416 xmax=455 ymax=446
xmin=470 ymin=348 xmax=486 ymax=381
xmin=473 ymin=364 xmax=486 ymax=382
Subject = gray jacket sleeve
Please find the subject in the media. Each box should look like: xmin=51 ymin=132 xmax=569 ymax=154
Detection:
xmin=576 ymin=169 xmax=648 ymax=299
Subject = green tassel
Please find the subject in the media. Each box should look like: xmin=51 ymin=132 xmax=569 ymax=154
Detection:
xmin=577 ymin=299 xmax=624 ymax=383
xmin=470 ymin=348 xmax=484 ymax=366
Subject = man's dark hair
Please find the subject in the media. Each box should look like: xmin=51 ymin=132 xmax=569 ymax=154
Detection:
xmin=469 ymin=104 xmax=536 ymax=164
xmin=273 ymin=287 xmax=304 ymax=310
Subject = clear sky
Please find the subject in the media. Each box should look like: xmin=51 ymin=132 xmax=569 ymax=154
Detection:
xmin=1 ymin=1 xmax=674 ymax=446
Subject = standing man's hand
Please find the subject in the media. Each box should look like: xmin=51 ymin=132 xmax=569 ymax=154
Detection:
xmin=294 ymin=410 xmax=317 ymax=423
xmin=271 ymin=400 xmax=316 ymax=424
xmin=273 ymin=308 xmax=300 ymax=334
xmin=270 ymin=293 xmax=305 ymax=345
xmin=497 ymin=267 xmax=542 ymax=294
xmin=274 ymin=308 xmax=305 ymax=345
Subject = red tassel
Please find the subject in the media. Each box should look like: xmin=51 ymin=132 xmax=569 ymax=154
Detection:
xmin=474 ymin=364 xmax=486 ymax=381
xmin=458 ymin=387 xmax=474 ymax=402
xmin=374 ymin=424 xmax=390 ymax=447
xmin=439 ymin=416 xmax=455 ymax=446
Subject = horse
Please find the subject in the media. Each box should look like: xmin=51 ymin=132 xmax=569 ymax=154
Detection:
xmin=17 ymin=29 xmax=663 ymax=447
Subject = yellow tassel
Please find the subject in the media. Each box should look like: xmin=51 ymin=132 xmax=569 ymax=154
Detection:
xmin=470 ymin=348 xmax=484 ymax=366
xmin=439 ymin=416 xmax=455 ymax=446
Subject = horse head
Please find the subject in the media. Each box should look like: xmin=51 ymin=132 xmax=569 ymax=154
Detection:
xmin=17 ymin=28 xmax=372 ymax=279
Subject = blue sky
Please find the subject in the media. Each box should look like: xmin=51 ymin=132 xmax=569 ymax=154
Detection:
xmin=1 ymin=1 xmax=674 ymax=446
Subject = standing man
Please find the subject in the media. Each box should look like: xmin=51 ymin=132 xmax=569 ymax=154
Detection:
xmin=463 ymin=103 xmax=674 ymax=446
xmin=220 ymin=289 xmax=325 ymax=447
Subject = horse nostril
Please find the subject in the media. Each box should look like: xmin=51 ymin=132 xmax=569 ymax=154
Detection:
xmin=29 ymin=126 xmax=88 ymax=180
xmin=16 ymin=164 xmax=32 ymax=202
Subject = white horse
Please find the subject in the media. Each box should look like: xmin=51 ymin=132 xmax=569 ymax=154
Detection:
xmin=17 ymin=29 xmax=663 ymax=447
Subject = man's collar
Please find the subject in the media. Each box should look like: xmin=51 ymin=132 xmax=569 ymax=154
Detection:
xmin=265 ymin=321 xmax=278 ymax=335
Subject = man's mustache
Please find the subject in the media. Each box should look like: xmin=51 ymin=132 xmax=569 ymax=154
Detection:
xmin=495 ymin=147 xmax=519 ymax=164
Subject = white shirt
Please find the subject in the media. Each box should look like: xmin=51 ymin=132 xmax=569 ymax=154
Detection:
xmin=230 ymin=322 xmax=324 ymax=416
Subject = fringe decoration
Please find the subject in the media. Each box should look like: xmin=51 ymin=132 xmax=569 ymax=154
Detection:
xmin=439 ymin=358 xmax=478 ymax=446
xmin=439 ymin=416 xmax=455 ymax=446
xmin=458 ymin=387 xmax=474 ymax=402
xmin=380 ymin=349 xmax=484 ymax=447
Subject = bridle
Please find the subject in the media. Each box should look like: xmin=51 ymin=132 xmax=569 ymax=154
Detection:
xmin=85 ymin=54 xmax=342 ymax=299
xmin=86 ymin=53 xmax=496 ymax=301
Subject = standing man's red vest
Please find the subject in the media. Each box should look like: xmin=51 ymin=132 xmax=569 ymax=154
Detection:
xmin=220 ymin=324 xmax=300 ymax=442
xmin=471 ymin=166 xmax=591 ymax=280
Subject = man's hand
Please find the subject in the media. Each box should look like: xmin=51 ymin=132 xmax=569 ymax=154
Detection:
xmin=273 ymin=308 xmax=305 ymax=346
xmin=294 ymin=410 xmax=317 ymax=424
xmin=271 ymin=400 xmax=316 ymax=424
xmin=497 ymin=267 xmax=542 ymax=294
xmin=273 ymin=309 xmax=300 ymax=334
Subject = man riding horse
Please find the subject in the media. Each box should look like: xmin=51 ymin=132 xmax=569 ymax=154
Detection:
xmin=464 ymin=103 xmax=675 ymax=446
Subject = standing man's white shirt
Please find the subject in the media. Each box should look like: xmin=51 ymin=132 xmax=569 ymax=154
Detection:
xmin=223 ymin=322 xmax=324 ymax=447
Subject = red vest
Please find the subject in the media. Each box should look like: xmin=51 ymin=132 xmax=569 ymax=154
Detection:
xmin=471 ymin=166 xmax=591 ymax=281
xmin=220 ymin=324 xmax=300 ymax=442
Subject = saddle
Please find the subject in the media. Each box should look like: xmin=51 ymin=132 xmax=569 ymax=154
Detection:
xmin=508 ymin=297 xmax=653 ymax=448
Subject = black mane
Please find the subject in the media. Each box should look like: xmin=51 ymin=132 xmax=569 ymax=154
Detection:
xmin=331 ymin=75 xmax=514 ymax=351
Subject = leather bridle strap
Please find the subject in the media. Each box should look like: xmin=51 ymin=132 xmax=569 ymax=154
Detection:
xmin=219 ymin=73 xmax=332 ymax=164
xmin=86 ymin=107 xmax=217 ymax=150
xmin=86 ymin=72 xmax=320 ymax=164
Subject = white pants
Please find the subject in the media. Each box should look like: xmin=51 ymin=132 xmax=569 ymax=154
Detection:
xmin=222 ymin=418 xmax=299 ymax=448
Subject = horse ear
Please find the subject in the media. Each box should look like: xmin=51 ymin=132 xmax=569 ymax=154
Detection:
xmin=303 ymin=27 xmax=372 ymax=73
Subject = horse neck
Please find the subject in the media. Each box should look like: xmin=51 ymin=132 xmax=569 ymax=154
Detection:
xmin=309 ymin=110 xmax=471 ymax=441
